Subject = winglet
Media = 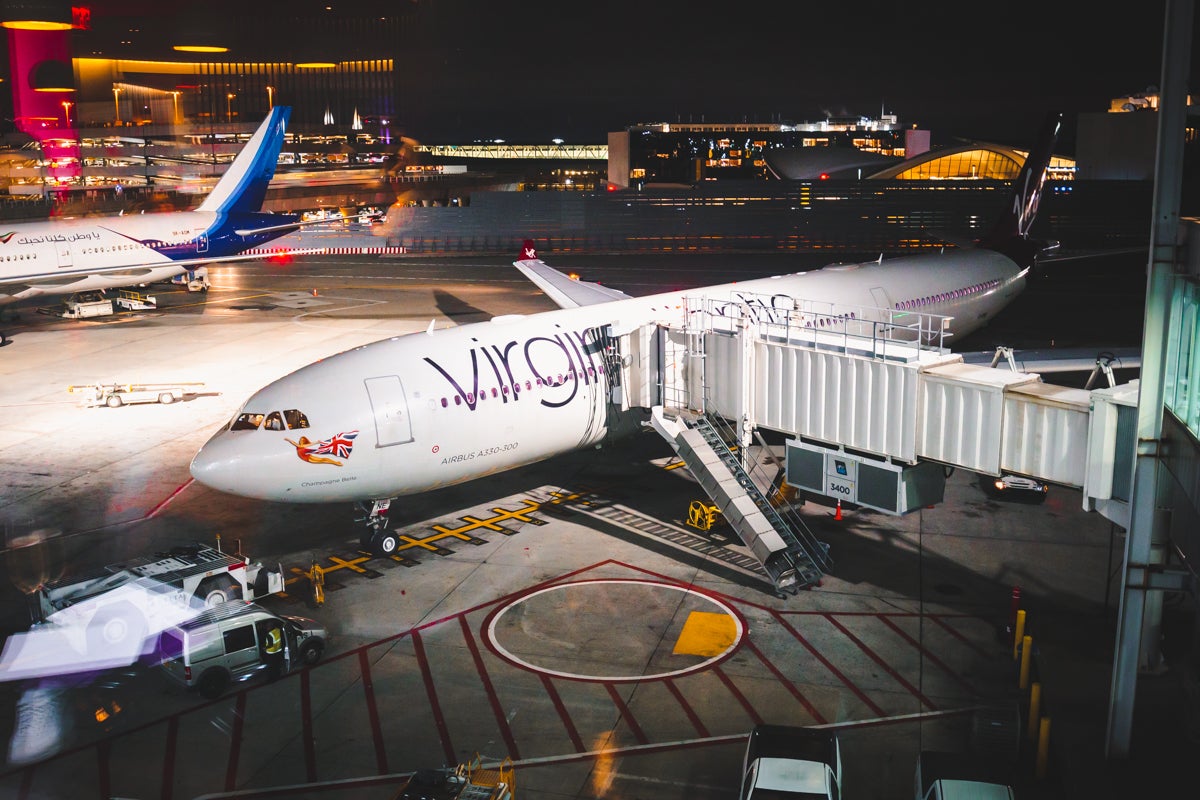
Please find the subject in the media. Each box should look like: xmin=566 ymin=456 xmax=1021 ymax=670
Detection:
xmin=513 ymin=239 xmax=633 ymax=309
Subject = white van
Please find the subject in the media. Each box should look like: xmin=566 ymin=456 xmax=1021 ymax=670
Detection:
xmin=157 ymin=603 xmax=327 ymax=698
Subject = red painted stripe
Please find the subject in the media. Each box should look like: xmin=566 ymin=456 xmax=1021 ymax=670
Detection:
xmin=539 ymin=674 xmax=585 ymax=752
xmin=160 ymin=715 xmax=179 ymax=800
xmin=95 ymin=740 xmax=111 ymax=800
xmin=604 ymin=683 xmax=648 ymax=745
xmin=742 ymin=636 xmax=825 ymax=723
xmin=300 ymin=669 xmax=317 ymax=782
xmin=459 ymin=615 xmax=521 ymax=759
xmin=412 ymin=630 xmax=455 ymax=765
xmin=664 ymin=678 xmax=709 ymax=738
xmin=773 ymin=611 xmax=886 ymax=716
xmin=713 ymin=665 xmax=763 ymax=726
xmin=926 ymin=613 xmax=993 ymax=658
xmin=878 ymin=615 xmax=977 ymax=696
xmin=147 ymin=479 xmax=193 ymax=517
xmin=224 ymin=692 xmax=247 ymax=791
xmin=824 ymin=613 xmax=935 ymax=710
xmin=358 ymin=650 xmax=389 ymax=774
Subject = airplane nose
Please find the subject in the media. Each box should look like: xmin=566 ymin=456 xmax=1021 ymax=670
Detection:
xmin=190 ymin=436 xmax=257 ymax=499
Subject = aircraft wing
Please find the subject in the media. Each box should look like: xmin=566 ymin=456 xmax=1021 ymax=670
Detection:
xmin=514 ymin=247 xmax=632 ymax=309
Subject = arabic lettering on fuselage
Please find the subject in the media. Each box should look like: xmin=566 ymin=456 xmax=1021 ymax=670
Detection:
xmin=13 ymin=231 xmax=102 ymax=246
xmin=424 ymin=327 xmax=605 ymax=411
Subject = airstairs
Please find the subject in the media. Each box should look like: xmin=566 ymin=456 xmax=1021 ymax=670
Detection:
xmin=650 ymin=406 xmax=831 ymax=594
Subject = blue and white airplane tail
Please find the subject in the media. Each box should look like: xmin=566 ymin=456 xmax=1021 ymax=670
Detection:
xmin=198 ymin=105 xmax=291 ymax=216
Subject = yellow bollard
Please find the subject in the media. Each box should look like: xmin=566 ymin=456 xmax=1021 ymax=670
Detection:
xmin=1036 ymin=716 xmax=1052 ymax=779
xmin=1028 ymin=683 xmax=1041 ymax=740
xmin=1019 ymin=634 xmax=1033 ymax=689
xmin=1012 ymin=609 xmax=1026 ymax=660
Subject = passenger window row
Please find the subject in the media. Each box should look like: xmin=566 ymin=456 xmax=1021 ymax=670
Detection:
xmin=437 ymin=365 xmax=605 ymax=408
xmin=895 ymin=279 xmax=999 ymax=310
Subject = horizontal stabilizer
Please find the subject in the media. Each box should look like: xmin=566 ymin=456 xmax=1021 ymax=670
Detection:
xmin=513 ymin=241 xmax=631 ymax=309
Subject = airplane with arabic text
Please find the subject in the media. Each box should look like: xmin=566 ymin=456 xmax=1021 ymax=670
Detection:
xmin=0 ymin=106 xmax=329 ymax=311
xmin=189 ymin=113 xmax=1064 ymax=557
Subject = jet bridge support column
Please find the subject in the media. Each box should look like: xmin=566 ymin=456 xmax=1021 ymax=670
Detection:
xmin=739 ymin=314 xmax=755 ymax=473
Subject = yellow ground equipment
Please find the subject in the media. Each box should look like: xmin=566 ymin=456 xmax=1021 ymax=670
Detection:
xmin=686 ymin=499 xmax=723 ymax=531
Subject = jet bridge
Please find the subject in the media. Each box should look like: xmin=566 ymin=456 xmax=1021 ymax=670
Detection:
xmin=613 ymin=293 xmax=1137 ymax=592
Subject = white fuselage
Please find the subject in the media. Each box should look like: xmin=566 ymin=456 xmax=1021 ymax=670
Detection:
xmin=0 ymin=211 xmax=223 ymax=303
xmin=189 ymin=248 xmax=1027 ymax=504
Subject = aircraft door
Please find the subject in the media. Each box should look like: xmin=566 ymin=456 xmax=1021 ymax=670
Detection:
xmin=869 ymin=286 xmax=893 ymax=315
xmin=364 ymin=375 xmax=414 ymax=447
xmin=197 ymin=235 xmax=209 ymax=253
xmin=55 ymin=241 xmax=72 ymax=269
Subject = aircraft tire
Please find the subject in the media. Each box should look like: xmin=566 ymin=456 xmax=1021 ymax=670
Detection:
xmin=371 ymin=531 xmax=399 ymax=556
xmin=106 ymin=395 xmax=123 ymax=408
xmin=197 ymin=669 xmax=229 ymax=699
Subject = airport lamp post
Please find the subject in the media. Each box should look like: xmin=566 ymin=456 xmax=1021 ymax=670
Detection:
xmin=171 ymin=91 xmax=180 ymax=124
xmin=112 ymin=87 xmax=121 ymax=124
xmin=61 ymin=100 xmax=72 ymax=128
xmin=266 ymin=85 xmax=274 ymax=109
xmin=227 ymin=93 xmax=235 ymax=121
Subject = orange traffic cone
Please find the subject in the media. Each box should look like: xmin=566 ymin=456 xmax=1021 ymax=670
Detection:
xmin=834 ymin=499 xmax=843 ymax=521
xmin=311 ymin=288 xmax=319 ymax=297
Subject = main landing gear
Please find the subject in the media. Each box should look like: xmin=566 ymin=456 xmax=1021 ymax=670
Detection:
xmin=357 ymin=499 xmax=399 ymax=556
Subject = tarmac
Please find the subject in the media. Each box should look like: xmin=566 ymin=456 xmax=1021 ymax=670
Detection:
xmin=0 ymin=247 xmax=1193 ymax=799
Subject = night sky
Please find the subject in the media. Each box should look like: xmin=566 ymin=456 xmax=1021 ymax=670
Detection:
xmin=78 ymin=1 xmax=1200 ymax=149
xmin=407 ymin=1 xmax=1194 ymax=150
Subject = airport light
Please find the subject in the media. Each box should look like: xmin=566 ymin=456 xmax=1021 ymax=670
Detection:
xmin=226 ymin=93 xmax=235 ymax=121
xmin=170 ymin=90 xmax=180 ymax=124
xmin=266 ymin=85 xmax=274 ymax=108
xmin=60 ymin=100 xmax=71 ymax=127
xmin=0 ymin=0 xmax=73 ymax=30
xmin=112 ymin=86 xmax=121 ymax=123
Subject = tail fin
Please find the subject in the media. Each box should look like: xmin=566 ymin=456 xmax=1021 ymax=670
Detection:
xmin=978 ymin=111 xmax=1063 ymax=251
xmin=198 ymin=106 xmax=291 ymax=216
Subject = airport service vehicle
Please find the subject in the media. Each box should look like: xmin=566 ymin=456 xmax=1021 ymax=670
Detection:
xmin=915 ymin=751 xmax=1015 ymax=800
xmin=68 ymin=381 xmax=206 ymax=407
xmin=168 ymin=267 xmax=211 ymax=292
xmin=979 ymin=472 xmax=1050 ymax=502
xmin=392 ymin=755 xmax=515 ymax=800
xmin=0 ymin=541 xmax=286 ymax=681
xmin=32 ymin=539 xmax=283 ymax=624
xmin=112 ymin=289 xmax=156 ymax=310
xmin=158 ymin=603 xmax=326 ymax=699
xmin=739 ymin=724 xmax=842 ymax=800
xmin=60 ymin=294 xmax=114 ymax=319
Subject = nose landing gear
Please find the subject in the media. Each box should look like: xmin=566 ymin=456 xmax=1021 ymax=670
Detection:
xmin=357 ymin=499 xmax=399 ymax=556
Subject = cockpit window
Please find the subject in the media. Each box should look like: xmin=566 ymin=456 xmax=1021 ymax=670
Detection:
xmin=283 ymin=409 xmax=310 ymax=430
xmin=230 ymin=412 xmax=265 ymax=431
xmin=263 ymin=411 xmax=285 ymax=431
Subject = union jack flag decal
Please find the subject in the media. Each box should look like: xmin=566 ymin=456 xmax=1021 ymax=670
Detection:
xmin=312 ymin=430 xmax=359 ymax=459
